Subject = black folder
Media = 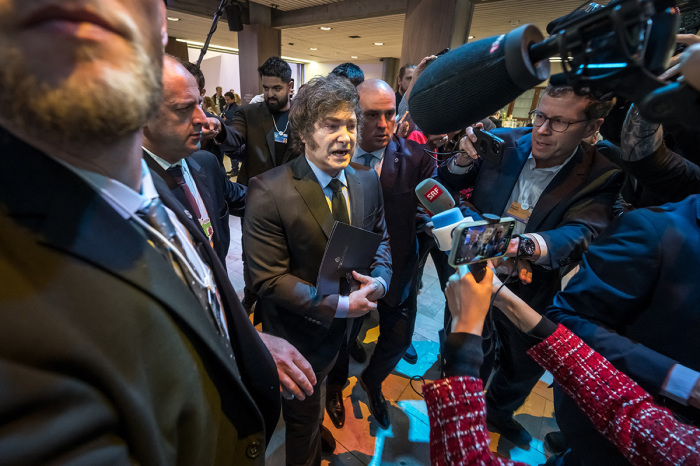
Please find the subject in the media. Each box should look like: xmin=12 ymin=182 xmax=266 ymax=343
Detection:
xmin=316 ymin=221 xmax=382 ymax=295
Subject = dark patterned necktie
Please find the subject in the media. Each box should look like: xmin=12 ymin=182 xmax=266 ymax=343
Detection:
xmin=166 ymin=165 xmax=202 ymax=219
xmin=134 ymin=198 xmax=228 ymax=338
xmin=328 ymin=178 xmax=350 ymax=224
xmin=361 ymin=153 xmax=374 ymax=167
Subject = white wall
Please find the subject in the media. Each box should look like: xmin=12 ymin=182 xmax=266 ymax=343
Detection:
xmin=186 ymin=49 xmax=388 ymax=94
xmin=304 ymin=61 xmax=385 ymax=83
xmin=188 ymin=49 xmax=241 ymax=96
xmin=187 ymin=49 xmax=305 ymax=97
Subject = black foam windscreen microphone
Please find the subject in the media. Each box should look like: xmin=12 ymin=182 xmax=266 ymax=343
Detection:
xmin=415 ymin=179 xmax=455 ymax=216
xmin=409 ymin=24 xmax=550 ymax=135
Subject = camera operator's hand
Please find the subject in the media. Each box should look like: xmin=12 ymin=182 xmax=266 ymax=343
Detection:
xmin=661 ymin=36 xmax=700 ymax=81
xmin=455 ymin=123 xmax=483 ymax=167
xmin=201 ymin=117 xmax=222 ymax=141
xmin=347 ymin=271 xmax=381 ymax=317
xmin=492 ymin=256 xmax=533 ymax=285
xmin=446 ymin=267 xmax=494 ymax=335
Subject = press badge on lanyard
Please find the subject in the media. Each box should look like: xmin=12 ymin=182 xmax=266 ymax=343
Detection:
xmin=274 ymin=131 xmax=288 ymax=144
xmin=507 ymin=201 xmax=533 ymax=224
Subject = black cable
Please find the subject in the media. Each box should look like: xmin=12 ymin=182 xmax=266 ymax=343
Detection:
xmin=195 ymin=0 xmax=230 ymax=68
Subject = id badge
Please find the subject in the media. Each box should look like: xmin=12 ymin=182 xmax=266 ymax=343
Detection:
xmin=274 ymin=132 xmax=288 ymax=144
xmin=200 ymin=218 xmax=215 ymax=248
xmin=507 ymin=202 xmax=532 ymax=224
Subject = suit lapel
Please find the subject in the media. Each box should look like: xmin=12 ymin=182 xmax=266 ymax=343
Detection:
xmin=346 ymin=165 xmax=365 ymax=228
xmin=258 ymin=104 xmax=277 ymax=165
xmin=185 ymin=157 xmax=218 ymax=230
xmin=527 ymin=145 xmax=587 ymax=232
xmin=292 ymin=156 xmax=335 ymax=238
xmin=494 ymin=136 xmax=530 ymax=214
xmin=379 ymin=139 xmax=399 ymax=195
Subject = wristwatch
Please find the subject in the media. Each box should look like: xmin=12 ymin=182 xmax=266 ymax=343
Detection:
xmin=517 ymin=234 xmax=536 ymax=258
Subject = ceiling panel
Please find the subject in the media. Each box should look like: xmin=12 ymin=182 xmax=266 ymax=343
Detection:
xmin=256 ymin=0 xmax=345 ymax=10
xmin=167 ymin=0 xmax=596 ymax=63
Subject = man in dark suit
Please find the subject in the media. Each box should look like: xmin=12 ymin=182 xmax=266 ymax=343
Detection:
xmin=143 ymin=56 xmax=246 ymax=265
xmin=331 ymin=78 xmax=434 ymax=430
xmin=243 ymin=75 xmax=392 ymax=466
xmin=439 ymin=85 xmax=623 ymax=447
xmin=229 ymin=56 xmax=298 ymax=186
xmin=229 ymin=56 xmax=298 ymax=312
xmin=0 ymin=1 xmax=314 ymax=463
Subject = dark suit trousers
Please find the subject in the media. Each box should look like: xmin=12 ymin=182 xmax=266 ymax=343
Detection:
xmin=482 ymin=307 xmax=545 ymax=416
xmin=362 ymin=289 xmax=418 ymax=391
xmin=327 ymin=317 xmax=363 ymax=392
xmin=281 ymin=357 xmax=336 ymax=466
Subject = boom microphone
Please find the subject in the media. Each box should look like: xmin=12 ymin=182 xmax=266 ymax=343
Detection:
xmin=409 ymin=0 xmax=686 ymax=134
xmin=409 ymin=24 xmax=549 ymax=135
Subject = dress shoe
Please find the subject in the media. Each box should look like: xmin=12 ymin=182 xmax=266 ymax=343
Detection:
xmin=320 ymin=425 xmax=336 ymax=454
xmin=348 ymin=338 xmax=366 ymax=363
xmin=543 ymin=431 xmax=567 ymax=456
xmin=486 ymin=411 xmax=532 ymax=449
xmin=325 ymin=389 xmax=345 ymax=428
xmin=359 ymin=374 xmax=391 ymax=429
xmin=402 ymin=342 xmax=418 ymax=364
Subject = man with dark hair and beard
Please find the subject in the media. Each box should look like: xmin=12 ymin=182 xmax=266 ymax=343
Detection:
xmin=229 ymin=56 xmax=298 ymax=186
xmin=0 ymin=1 xmax=314 ymax=463
xmin=228 ymin=56 xmax=298 ymax=313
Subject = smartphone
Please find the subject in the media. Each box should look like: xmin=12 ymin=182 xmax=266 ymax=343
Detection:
xmin=448 ymin=218 xmax=516 ymax=280
xmin=473 ymin=127 xmax=505 ymax=167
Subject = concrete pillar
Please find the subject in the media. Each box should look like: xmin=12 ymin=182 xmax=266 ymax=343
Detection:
xmin=237 ymin=3 xmax=281 ymax=104
xmin=165 ymin=36 xmax=189 ymax=62
xmin=381 ymin=58 xmax=400 ymax=89
xmin=399 ymin=0 xmax=474 ymax=66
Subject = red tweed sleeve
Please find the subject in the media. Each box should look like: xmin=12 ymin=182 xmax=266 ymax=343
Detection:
xmin=527 ymin=324 xmax=700 ymax=466
xmin=423 ymin=376 xmax=526 ymax=466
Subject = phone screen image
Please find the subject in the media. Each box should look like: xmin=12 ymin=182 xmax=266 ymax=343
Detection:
xmin=449 ymin=219 xmax=515 ymax=267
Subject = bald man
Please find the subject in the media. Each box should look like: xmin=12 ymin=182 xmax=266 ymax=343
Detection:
xmin=142 ymin=56 xmax=246 ymax=265
xmin=350 ymin=79 xmax=436 ymax=429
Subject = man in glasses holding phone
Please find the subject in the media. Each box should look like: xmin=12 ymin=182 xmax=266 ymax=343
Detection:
xmin=438 ymin=84 xmax=623 ymax=448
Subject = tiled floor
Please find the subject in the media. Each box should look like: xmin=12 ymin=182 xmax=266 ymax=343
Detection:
xmin=226 ymin=216 xmax=557 ymax=466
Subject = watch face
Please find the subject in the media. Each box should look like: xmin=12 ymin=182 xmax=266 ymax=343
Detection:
xmin=519 ymin=235 xmax=536 ymax=257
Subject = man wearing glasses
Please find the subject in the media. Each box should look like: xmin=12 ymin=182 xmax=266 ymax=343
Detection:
xmin=438 ymin=84 xmax=623 ymax=448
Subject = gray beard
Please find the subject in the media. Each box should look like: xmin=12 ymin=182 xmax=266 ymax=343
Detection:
xmin=0 ymin=38 xmax=162 ymax=145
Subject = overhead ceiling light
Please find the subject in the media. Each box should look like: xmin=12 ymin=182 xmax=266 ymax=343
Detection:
xmin=281 ymin=55 xmax=315 ymax=64
xmin=309 ymin=47 xmax=318 ymax=50
xmin=468 ymin=35 xmax=475 ymax=39
xmin=319 ymin=26 xmax=332 ymax=31
xmin=374 ymin=42 xmax=384 ymax=46
xmin=175 ymin=39 xmax=238 ymax=53
xmin=351 ymin=56 xmax=358 ymax=59
xmin=167 ymin=17 xmax=180 ymax=21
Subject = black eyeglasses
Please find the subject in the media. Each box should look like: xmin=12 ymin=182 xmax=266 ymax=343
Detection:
xmin=529 ymin=110 xmax=589 ymax=132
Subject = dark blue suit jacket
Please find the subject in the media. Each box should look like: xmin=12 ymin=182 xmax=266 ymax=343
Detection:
xmin=354 ymin=136 xmax=436 ymax=307
xmin=439 ymin=127 xmax=623 ymax=311
xmin=546 ymin=195 xmax=700 ymax=462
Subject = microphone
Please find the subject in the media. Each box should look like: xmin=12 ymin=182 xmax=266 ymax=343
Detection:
xmin=415 ymin=179 xmax=455 ymax=216
xmin=409 ymin=24 xmax=549 ymax=135
xmin=414 ymin=179 xmax=477 ymax=251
